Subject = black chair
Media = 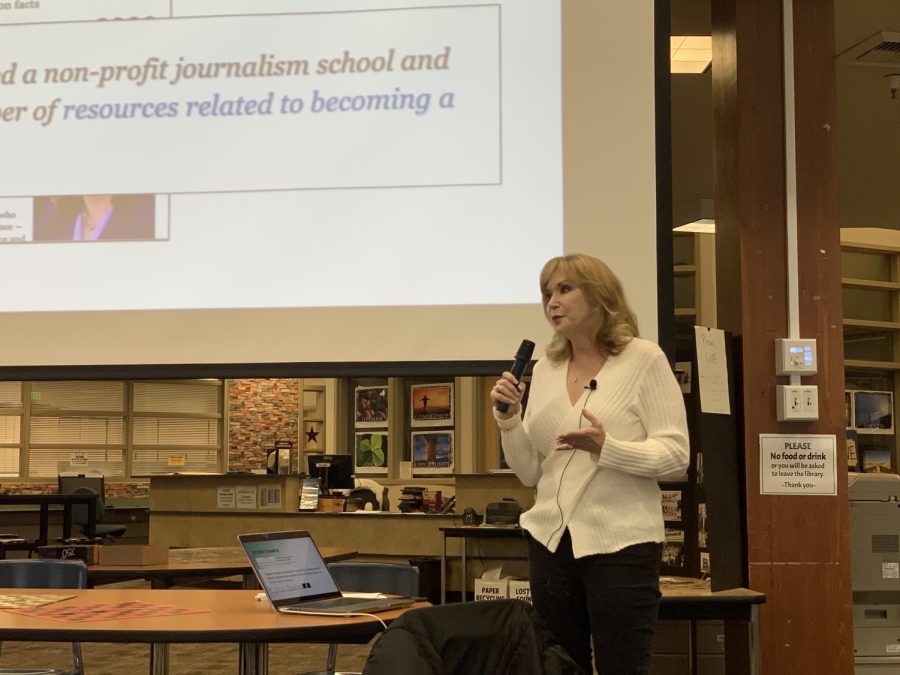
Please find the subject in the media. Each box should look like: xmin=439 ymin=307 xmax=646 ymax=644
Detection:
xmin=304 ymin=562 xmax=420 ymax=675
xmin=0 ymin=559 xmax=87 ymax=675
xmin=362 ymin=599 xmax=583 ymax=675
xmin=57 ymin=475 xmax=126 ymax=543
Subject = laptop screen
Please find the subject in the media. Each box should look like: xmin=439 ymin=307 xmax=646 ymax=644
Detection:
xmin=239 ymin=530 xmax=341 ymax=603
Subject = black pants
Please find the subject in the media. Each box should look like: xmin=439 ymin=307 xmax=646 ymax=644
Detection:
xmin=528 ymin=531 xmax=661 ymax=675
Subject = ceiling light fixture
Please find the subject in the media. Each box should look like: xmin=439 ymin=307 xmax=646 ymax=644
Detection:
xmin=886 ymin=73 xmax=900 ymax=99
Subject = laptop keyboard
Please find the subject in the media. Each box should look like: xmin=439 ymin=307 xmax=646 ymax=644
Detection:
xmin=300 ymin=597 xmax=370 ymax=609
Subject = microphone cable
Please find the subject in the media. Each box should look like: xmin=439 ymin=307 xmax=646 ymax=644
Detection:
xmin=548 ymin=379 xmax=597 ymax=545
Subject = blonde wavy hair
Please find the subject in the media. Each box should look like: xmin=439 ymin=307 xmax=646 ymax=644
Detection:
xmin=540 ymin=254 xmax=639 ymax=364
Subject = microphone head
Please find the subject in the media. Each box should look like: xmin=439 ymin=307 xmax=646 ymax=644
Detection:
xmin=516 ymin=339 xmax=536 ymax=361
xmin=589 ymin=379 xmax=597 ymax=390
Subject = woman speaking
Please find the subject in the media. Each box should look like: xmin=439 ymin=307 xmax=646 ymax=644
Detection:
xmin=490 ymin=253 xmax=689 ymax=674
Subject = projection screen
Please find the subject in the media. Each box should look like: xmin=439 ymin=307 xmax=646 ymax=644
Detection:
xmin=0 ymin=0 xmax=662 ymax=372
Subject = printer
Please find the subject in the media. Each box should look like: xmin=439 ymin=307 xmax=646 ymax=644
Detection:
xmin=849 ymin=473 xmax=900 ymax=673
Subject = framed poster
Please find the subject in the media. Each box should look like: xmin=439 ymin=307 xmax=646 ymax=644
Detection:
xmin=354 ymin=431 xmax=388 ymax=474
xmin=660 ymin=490 xmax=682 ymax=521
xmin=854 ymin=390 xmax=894 ymax=434
xmin=411 ymin=430 xmax=454 ymax=474
xmin=662 ymin=541 xmax=685 ymax=568
xmin=410 ymin=383 xmax=454 ymax=427
xmin=862 ymin=448 xmax=892 ymax=473
xmin=700 ymin=552 xmax=711 ymax=576
xmin=697 ymin=503 xmax=708 ymax=548
xmin=355 ymin=386 xmax=388 ymax=428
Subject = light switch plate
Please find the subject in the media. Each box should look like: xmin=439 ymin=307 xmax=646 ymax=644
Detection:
xmin=775 ymin=339 xmax=817 ymax=376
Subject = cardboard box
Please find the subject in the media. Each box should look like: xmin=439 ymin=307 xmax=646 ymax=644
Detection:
xmin=507 ymin=578 xmax=532 ymax=603
xmin=474 ymin=577 xmax=508 ymax=601
xmin=38 ymin=544 xmax=100 ymax=565
xmin=98 ymin=545 xmax=169 ymax=566
xmin=316 ymin=497 xmax=345 ymax=513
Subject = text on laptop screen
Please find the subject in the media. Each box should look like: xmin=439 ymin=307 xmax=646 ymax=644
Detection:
xmin=243 ymin=536 xmax=339 ymax=602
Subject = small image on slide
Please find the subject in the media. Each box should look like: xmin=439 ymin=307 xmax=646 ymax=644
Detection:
xmin=32 ymin=194 xmax=160 ymax=243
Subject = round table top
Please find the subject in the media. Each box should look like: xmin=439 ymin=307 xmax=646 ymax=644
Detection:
xmin=0 ymin=587 xmax=423 ymax=644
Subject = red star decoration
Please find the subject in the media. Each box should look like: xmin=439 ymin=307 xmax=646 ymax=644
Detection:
xmin=306 ymin=426 xmax=320 ymax=445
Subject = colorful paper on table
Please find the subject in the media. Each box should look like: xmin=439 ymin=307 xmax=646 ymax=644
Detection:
xmin=6 ymin=600 xmax=208 ymax=622
xmin=0 ymin=594 xmax=74 ymax=609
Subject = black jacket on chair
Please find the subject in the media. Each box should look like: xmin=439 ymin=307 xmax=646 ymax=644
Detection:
xmin=362 ymin=599 xmax=584 ymax=675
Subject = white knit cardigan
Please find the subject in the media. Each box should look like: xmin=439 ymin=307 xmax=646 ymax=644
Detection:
xmin=496 ymin=337 xmax=690 ymax=557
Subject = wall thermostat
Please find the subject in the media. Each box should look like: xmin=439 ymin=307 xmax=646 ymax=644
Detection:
xmin=775 ymin=338 xmax=817 ymax=376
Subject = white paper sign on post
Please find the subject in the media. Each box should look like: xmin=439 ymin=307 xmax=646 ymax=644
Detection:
xmin=759 ymin=434 xmax=837 ymax=496
xmin=694 ymin=326 xmax=731 ymax=415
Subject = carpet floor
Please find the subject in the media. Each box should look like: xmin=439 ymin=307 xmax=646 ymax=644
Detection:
xmin=0 ymin=640 xmax=372 ymax=674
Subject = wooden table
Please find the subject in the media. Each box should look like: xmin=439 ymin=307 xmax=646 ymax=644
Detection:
xmin=88 ymin=546 xmax=358 ymax=588
xmin=657 ymin=581 xmax=765 ymax=675
xmin=0 ymin=587 xmax=422 ymax=675
xmin=0 ymin=494 xmax=97 ymax=546
xmin=438 ymin=526 xmax=529 ymax=603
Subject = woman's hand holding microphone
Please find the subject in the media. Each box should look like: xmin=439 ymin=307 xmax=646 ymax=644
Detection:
xmin=490 ymin=371 xmax=525 ymax=420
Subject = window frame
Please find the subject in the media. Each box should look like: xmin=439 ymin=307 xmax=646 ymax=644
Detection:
xmin=0 ymin=379 xmax=224 ymax=479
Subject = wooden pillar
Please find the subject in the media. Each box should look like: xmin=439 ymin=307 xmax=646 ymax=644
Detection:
xmin=711 ymin=0 xmax=853 ymax=672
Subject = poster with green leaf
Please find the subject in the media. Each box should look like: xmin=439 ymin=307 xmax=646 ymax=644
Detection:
xmin=354 ymin=432 xmax=388 ymax=474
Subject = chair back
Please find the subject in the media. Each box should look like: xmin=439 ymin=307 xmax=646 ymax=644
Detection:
xmin=71 ymin=486 xmax=105 ymax=526
xmin=328 ymin=562 xmax=419 ymax=598
xmin=362 ymin=599 xmax=584 ymax=675
xmin=0 ymin=559 xmax=87 ymax=589
xmin=59 ymin=475 xmax=105 ymax=527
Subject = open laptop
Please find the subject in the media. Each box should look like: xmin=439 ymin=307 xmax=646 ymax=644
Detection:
xmin=238 ymin=530 xmax=415 ymax=614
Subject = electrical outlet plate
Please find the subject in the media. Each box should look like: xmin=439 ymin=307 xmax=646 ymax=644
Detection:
xmin=775 ymin=339 xmax=817 ymax=376
xmin=776 ymin=384 xmax=819 ymax=421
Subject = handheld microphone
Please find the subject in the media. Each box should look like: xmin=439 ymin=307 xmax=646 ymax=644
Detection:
xmin=584 ymin=379 xmax=597 ymax=391
xmin=495 ymin=339 xmax=535 ymax=413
